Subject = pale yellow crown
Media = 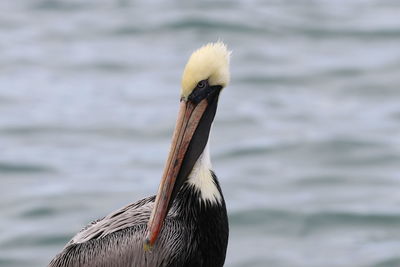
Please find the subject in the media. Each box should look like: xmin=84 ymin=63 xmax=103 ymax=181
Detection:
xmin=181 ymin=42 xmax=231 ymax=98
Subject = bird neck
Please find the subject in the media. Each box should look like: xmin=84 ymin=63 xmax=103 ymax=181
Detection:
xmin=186 ymin=140 xmax=222 ymax=205
xmin=171 ymin=162 xmax=229 ymax=267
xmin=171 ymin=163 xmax=226 ymax=221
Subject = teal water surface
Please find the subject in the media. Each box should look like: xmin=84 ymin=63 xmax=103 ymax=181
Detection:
xmin=1 ymin=1 xmax=400 ymax=266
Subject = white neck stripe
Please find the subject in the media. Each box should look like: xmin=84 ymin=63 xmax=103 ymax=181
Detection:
xmin=187 ymin=141 xmax=222 ymax=205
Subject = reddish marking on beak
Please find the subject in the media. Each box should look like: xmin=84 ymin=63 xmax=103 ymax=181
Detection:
xmin=144 ymin=98 xmax=208 ymax=249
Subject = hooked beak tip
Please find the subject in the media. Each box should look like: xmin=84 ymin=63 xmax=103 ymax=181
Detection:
xmin=143 ymin=238 xmax=153 ymax=252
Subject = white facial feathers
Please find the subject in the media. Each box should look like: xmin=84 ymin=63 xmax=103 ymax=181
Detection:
xmin=181 ymin=42 xmax=231 ymax=99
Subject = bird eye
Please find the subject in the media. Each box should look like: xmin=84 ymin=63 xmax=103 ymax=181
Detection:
xmin=197 ymin=80 xmax=206 ymax=89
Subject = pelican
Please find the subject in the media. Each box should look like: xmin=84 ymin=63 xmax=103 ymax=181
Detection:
xmin=49 ymin=42 xmax=231 ymax=267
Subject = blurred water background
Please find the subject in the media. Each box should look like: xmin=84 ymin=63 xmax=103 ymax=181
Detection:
xmin=1 ymin=0 xmax=400 ymax=266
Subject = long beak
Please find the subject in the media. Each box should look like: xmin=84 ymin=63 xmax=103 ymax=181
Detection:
xmin=144 ymin=98 xmax=209 ymax=250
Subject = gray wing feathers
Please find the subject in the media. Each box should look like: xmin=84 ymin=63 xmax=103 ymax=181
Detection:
xmin=70 ymin=196 xmax=155 ymax=245
xmin=49 ymin=196 xmax=188 ymax=267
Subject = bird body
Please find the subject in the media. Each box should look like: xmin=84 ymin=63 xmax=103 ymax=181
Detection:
xmin=49 ymin=159 xmax=228 ymax=267
xmin=49 ymin=42 xmax=231 ymax=267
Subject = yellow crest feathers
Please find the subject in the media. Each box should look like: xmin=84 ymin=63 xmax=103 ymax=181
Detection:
xmin=181 ymin=42 xmax=231 ymax=98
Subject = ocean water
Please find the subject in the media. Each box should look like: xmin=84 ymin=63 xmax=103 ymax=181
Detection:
xmin=1 ymin=1 xmax=400 ymax=266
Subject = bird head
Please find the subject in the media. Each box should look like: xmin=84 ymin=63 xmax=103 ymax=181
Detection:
xmin=181 ymin=42 xmax=230 ymax=99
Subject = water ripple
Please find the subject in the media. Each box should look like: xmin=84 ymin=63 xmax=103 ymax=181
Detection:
xmin=0 ymin=162 xmax=53 ymax=174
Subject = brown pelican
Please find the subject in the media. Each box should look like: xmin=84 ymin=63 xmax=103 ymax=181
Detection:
xmin=49 ymin=42 xmax=231 ymax=267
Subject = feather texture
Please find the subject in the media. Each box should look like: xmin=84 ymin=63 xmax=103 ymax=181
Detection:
xmin=181 ymin=42 xmax=230 ymax=99
xmin=48 ymin=174 xmax=228 ymax=267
